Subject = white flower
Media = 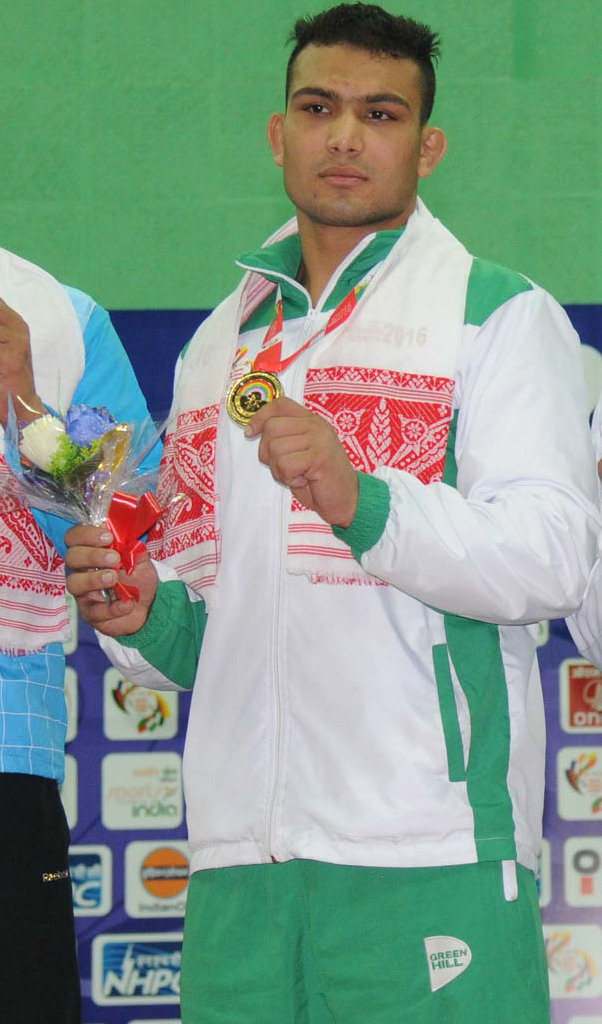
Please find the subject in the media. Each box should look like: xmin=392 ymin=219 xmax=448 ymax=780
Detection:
xmin=19 ymin=414 xmax=66 ymax=471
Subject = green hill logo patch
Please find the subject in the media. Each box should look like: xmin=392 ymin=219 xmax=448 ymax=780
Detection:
xmin=424 ymin=935 xmax=472 ymax=992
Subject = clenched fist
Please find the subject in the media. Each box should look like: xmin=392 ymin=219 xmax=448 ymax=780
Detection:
xmin=245 ymin=396 xmax=359 ymax=527
xmin=65 ymin=523 xmax=159 ymax=637
xmin=0 ymin=296 xmax=45 ymax=426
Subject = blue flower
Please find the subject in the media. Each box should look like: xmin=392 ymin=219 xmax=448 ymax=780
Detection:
xmin=66 ymin=405 xmax=116 ymax=445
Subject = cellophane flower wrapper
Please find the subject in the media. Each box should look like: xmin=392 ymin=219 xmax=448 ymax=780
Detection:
xmin=2 ymin=400 xmax=165 ymax=597
xmin=4 ymin=400 xmax=162 ymax=523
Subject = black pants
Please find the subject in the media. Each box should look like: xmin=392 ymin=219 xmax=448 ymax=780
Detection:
xmin=0 ymin=774 xmax=81 ymax=1024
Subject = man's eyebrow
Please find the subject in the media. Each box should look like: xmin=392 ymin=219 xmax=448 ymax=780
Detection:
xmin=290 ymin=86 xmax=411 ymax=110
xmin=290 ymin=87 xmax=338 ymax=102
xmin=365 ymin=92 xmax=411 ymax=109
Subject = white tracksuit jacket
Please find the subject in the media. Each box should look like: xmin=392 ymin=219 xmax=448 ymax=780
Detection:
xmin=567 ymin=395 xmax=602 ymax=666
xmin=99 ymin=207 xmax=599 ymax=878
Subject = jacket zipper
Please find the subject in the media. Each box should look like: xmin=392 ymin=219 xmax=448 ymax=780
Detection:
xmin=264 ymin=310 xmax=320 ymax=861
xmin=265 ymin=480 xmax=286 ymax=861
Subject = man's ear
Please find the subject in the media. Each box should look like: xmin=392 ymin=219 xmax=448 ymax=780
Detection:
xmin=267 ymin=112 xmax=285 ymax=167
xmin=418 ymin=127 xmax=447 ymax=179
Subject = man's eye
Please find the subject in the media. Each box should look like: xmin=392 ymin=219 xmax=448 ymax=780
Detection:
xmin=367 ymin=109 xmax=392 ymax=121
xmin=304 ymin=103 xmax=328 ymax=114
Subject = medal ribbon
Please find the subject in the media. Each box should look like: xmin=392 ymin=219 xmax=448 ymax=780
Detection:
xmin=106 ymin=489 xmax=163 ymax=601
xmin=252 ymin=275 xmax=372 ymax=376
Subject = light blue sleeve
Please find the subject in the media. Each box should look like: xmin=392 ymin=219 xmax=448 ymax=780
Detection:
xmin=32 ymin=287 xmax=162 ymax=555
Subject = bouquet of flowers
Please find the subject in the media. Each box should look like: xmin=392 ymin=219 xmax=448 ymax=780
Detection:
xmin=3 ymin=400 xmax=164 ymax=599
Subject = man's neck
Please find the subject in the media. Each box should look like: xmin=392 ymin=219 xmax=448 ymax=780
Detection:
xmin=296 ymin=224 xmax=371 ymax=304
xmin=296 ymin=206 xmax=415 ymax=305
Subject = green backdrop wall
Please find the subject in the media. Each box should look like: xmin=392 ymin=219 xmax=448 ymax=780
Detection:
xmin=0 ymin=0 xmax=600 ymax=309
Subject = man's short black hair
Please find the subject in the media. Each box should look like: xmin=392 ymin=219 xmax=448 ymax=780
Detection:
xmin=285 ymin=3 xmax=440 ymax=123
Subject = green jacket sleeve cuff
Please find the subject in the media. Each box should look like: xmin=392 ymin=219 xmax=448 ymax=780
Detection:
xmin=118 ymin=578 xmax=207 ymax=689
xmin=332 ymin=471 xmax=390 ymax=561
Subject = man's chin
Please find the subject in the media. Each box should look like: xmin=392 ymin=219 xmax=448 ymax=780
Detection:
xmin=304 ymin=205 xmax=408 ymax=230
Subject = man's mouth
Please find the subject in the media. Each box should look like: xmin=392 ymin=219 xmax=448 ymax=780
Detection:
xmin=319 ymin=166 xmax=368 ymax=185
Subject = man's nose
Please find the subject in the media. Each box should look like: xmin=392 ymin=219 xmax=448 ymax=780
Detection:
xmin=326 ymin=112 xmax=363 ymax=154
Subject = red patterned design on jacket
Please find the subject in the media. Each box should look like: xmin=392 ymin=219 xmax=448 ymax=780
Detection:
xmin=0 ymin=463 xmax=64 ymax=595
xmin=148 ymin=406 xmax=219 ymax=562
xmin=303 ymin=366 xmax=454 ymax=484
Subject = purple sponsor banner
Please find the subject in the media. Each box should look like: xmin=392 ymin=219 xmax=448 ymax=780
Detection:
xmin=542 ymin=306 xmax=602 ymax=1024
xmin=67 ymin=306 xmax=602 ymax=1024
xmin=67 ymin=617 xmax=189 ymax=1024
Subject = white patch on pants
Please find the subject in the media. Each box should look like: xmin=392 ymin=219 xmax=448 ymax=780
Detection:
xmin=424 ymin=935 xmax=472 ymax=992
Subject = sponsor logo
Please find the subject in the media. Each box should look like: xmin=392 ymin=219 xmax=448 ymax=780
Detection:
xmin=70 ymin=845 xmax=113 ymax=916
xmin=102 ymin=752 xmax=183 ymax=830
xmin=92 ymin=933 xmax=182 ymax=1005
xmin=125 ymin=841 xmax=190 ymax=918
xmin=60 ymin=753 xmax=78 ymax=829
xmin=65 ymin=666 xmax=78 ymax=744
xmin=564 ymin=838 xmax=602 ymax=907
xmin=42 ymin=869 xmax=69 ymax=882
xmin=424 ymin=936 xmax=472 ymax=992
xmin=561 ymin=659 xmax=602 ymax=733
xmin=64 ymin=592 xmax=78 ymax=655
xmin=537 ymin=838 xmax=552 ymax=908
xmin=557 ymin=748 xmax=602 ymax=820
xmin=545 ymin=925 xmax=602 ymax=998
xmin=104 ymin=668 xmax=178 ymax=740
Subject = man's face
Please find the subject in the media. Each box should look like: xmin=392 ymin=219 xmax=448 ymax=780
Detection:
xmin=268 ymin=43 xmax=446 ymax=233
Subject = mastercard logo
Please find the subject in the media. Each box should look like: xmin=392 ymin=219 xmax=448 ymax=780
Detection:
xmin=140 ymin=847 xmax=189 ymax=898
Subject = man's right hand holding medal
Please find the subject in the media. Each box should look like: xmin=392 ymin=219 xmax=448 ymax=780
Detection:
xmin=65 ymin=523 xmax=158 ymax=636
xmin=245 ymin=396 xmax=359 ymax=528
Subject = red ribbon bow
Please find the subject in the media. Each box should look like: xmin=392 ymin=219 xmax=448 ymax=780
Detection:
xmin=106 ymin=489 xmax=162 ymax=601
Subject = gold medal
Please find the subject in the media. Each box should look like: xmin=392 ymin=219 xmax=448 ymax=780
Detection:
xmin=226 ymin=370 xmax=284 ymax=426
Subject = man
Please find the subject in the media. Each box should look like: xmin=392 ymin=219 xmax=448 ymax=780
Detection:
xmin=0 ymin=249 xmax=159 ymax=1024
xmin=65 ymin=5 xmax=599 ymax=1022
